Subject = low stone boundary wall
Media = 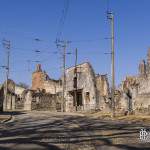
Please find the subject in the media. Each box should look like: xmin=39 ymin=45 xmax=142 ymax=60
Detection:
xmin=31 ymin=93 xmax=61 ymax=111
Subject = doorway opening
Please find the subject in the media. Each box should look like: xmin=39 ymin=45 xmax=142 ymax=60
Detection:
xmin=69 ymin=89 xmax=83 ymax=106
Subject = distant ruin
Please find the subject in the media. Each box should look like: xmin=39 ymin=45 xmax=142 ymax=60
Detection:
xmin=119 ymin=48 xmax=150 ymax=115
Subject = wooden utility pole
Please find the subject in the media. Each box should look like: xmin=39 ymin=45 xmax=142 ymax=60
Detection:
xmin=62 ymin=41 xmax=66 ymax=112
xmin=107 ymin=11 xmax=115 ymax=117
xmin=74 ymin=48 xmax=78 ymax=111
xmin=3 ymin=39 xmax=10 ymax=111
xmin=55 ymin=39 xmax=70 ymax=112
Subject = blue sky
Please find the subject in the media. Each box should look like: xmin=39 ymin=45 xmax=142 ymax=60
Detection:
xmin=0 ymin=0 xmax=150 ymax=87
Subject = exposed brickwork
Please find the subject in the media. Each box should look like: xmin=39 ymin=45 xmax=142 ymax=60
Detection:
xmin=32 ymin=71 xmax=45 ymax=90
xmin=31 ymin=64 xmax=61 ymax=94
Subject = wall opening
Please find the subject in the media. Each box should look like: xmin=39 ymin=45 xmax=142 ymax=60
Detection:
xmin=85 ymin=92 xmax=90 ymax=103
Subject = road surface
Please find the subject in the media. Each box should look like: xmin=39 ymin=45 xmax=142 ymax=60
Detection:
xmin=0 ymin=111 xmax=150 ymax=150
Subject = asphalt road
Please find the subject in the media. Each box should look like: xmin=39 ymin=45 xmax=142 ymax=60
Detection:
xmin=0 ymin=111 xmax=150 ymax=150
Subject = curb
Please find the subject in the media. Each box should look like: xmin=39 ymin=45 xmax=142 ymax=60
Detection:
xmin=0 ymin=115 xmax=13 ymax=123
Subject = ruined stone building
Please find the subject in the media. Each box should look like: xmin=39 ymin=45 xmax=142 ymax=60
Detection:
xmin=26 ymin=63 xmax=110 ymax=112
xmin=15 ymin=64 xmax=62 ymax=111
xmin=0 ymin=79 xmax=61 ymax=112
xmin=28 ymin=63 xmax=110 ymax=112
xmin=119 ymin=48 xmax=150 ymax=115
xmin=64 ymin=62 xmax=110 ymax=112
xmin=0 ymin=79 xmax=26 ymax=111
xmin=0 ymin=63 xmax=111 ymax=113
xmin=2 ymin=50 xmax=150 ymax=115
xmin=0 ymin=65 xmax=62 ymax=112
xmin=32 ymin=64 xmax=61 ymax=94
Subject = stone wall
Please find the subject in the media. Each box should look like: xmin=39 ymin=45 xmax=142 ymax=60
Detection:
xmin=23 ymin=90 xmax=61 ymax=111
xmin=0 ymin=86 xmax=4 ymax=111
xmin=96 ymin=74 xmax=111 ymax=112
xmin=32 ymin=93 xmax=61 ymax=111
xmin=137 ymin=75 xmax=150 ymax=94
xmin=96 ymin=74 xmax=109 ymax=97
xmin=15 ymin=85 xmax=26 ymax=96
xmin=24 ymin=90 xmax=32 ymax=111
xmin=3 ymin=79 xmax=16 ymax=111
xmin=43 ymin=80 xmax=61 ymax=94
xmin=134 ymin=94 xmax=150 ymax=115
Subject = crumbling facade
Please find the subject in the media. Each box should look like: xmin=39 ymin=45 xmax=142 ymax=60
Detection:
xmin=119 ymin=48 xmax=150 ymax=115
xmin=65 ymin=62 xmax=97 ymax=111
xmin=64 ymin=62 xmax=110 ymax=112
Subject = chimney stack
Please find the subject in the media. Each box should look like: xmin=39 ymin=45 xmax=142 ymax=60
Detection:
xmin=36 ymin=64 xmax=42 ymax=72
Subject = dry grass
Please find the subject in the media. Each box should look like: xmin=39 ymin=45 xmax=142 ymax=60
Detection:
xmin=86 ymin=111 xmax=112 ymax=119
xmin=116 ymin=115 xmax=150 ymax=123
xmin=87 ymin=111 xmax=150 ymax=123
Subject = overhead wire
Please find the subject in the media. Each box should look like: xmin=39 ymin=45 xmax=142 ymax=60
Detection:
xmin=56 ymin=0 xmax=70 ymax=41
xmin=0 ymin=0 xmax=112 ymax=82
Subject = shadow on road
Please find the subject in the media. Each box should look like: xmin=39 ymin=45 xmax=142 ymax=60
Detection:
xmin=0 ymin=111 xmax=26 ymax=116
xmin=0 ymin=112 xmax=150 ymax=150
